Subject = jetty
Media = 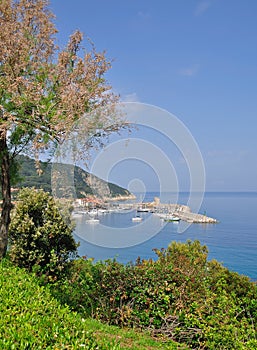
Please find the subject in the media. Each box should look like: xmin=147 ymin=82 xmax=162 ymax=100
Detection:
xmin=118 ymin=198 xmax=218 ymax=224
xmin=174 ymin=210 xmax=218 ymax=224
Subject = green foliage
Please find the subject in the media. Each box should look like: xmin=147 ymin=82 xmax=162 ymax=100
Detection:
xmin=9 ymin=188 xmax=78 ymax=279
xmin=0 ymin=259 xmax=180 ymax=350
xmin=50 ymin=240 xmax=257 ymax=349
xmin=4 ymin=237 xmax=257 ymax=349
xmin=0 ymin=259 xmax=101 ymax=349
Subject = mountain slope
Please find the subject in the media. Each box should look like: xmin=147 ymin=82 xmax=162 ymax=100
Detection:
xmin=13 ymin=155 xmax=131 ymax=199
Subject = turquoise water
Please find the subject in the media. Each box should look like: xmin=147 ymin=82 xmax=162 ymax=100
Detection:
xmin=74 ymin=192 xmax=257 ymax=280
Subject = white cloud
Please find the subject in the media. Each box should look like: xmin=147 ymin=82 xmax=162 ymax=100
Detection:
xmin=178 ymin=64 xmax=200 ymax=77
xmin=194 ymin=1 xmax=212 ymax=16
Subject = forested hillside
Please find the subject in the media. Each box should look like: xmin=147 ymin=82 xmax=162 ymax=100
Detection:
xmin=10 ymin=155 xmax=131 ymax=199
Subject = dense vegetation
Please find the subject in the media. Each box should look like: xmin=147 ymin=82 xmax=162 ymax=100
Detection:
xmin=50 ymin=241 xmax=257 ymax=349
xmin=0 ymin=260 xmax=100 ymax=349
xmin=0 ymin=261 xmax=181 ymax=349
xmin=10 ymin=155 xmax=131 ymax=199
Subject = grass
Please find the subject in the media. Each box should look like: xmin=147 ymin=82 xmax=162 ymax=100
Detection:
xmin=84 ymin=318 xmax=186 ymax=349
xmin=0 ymin=259 xmax=184 ymax=349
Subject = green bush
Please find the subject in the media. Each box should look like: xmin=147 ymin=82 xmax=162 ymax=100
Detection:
xmin=51 ymin=240 xmax=257 ymax=349
xmin=0 ymin=259 xmax=101 ymax=349
xmin=9 ymin=188 xmax=78 ymax=279
xmin=0 ymin=259 xmax=182 ymax=350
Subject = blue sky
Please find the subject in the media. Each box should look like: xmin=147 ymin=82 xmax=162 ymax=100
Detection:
xmin=50 ymin=0 xmax=257 ymax=192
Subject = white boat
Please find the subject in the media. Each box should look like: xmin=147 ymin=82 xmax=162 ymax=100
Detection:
xmin=164 ymin=215 xmax=181 ymax=222
xmin=154 ymin=212 xmax=180 ymax=222
xmin=86 ymin=218 xmax=100 ymax=224
xmin=132 ymin=216 xmax=143 ymax=222
xmin=88 ymin=209 xmax=98 ymax=216
xmin=136 ymin=207 xmax=149 ymax=213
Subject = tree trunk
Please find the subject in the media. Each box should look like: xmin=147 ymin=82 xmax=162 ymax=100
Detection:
xmin=0 ymin=130 xmax=11 ymax=258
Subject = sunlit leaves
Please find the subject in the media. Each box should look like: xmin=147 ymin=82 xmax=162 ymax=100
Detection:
xmin=9 ymin=188 xmax=78 ymax=279
xmin=51 ymin=241 xmax=257 ymax=348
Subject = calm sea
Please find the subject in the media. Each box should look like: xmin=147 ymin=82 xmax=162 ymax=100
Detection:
xmin=73 ymin=192 xmax=257 ymax=281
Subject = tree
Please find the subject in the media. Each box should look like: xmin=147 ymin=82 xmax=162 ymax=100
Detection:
xmin=0 ymin=0 xmax=124 ymax=257
xmin=9 ymin=187 xmax=78 ymax=278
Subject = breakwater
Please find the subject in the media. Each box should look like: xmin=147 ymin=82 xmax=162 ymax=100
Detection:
xmin=118 ymin=201 xmax=218 ymax=224
xmin=174 ymin=209 xmax=218 ymax=223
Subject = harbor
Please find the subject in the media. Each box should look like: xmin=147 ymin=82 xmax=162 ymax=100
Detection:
xmin=72 ymin=196 xmax=218 ymax=224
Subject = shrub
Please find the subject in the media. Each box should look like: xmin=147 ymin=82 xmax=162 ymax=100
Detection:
xmin=0 ymin=259 xmax=101 ymax=349
xmin=9 ymin=188 xmax=78 ymax=279
xmin=51 ymin=241 xmax=257 ymax=349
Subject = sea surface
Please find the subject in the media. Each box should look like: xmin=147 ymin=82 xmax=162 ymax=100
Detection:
xmin=73 ymin=192 xmax=257 ymax=281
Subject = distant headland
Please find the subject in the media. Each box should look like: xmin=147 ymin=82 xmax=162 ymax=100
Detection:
xmin=9 ymin=155 xmax=133 ymax=200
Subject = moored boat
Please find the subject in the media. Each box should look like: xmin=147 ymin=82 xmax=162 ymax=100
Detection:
xmin=86 ymin=218 xmax=100 ymax=224
xmin=132 ymin=216 xmax=143 ymax=222
xmin=164 ymin=215 xmax=181 ymax=222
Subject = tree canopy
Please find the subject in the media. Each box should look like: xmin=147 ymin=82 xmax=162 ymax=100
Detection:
xmin=0 ymin=0 xmax=121 ymax=154
xmin=0 ymin=0 xmax=125 ymax=257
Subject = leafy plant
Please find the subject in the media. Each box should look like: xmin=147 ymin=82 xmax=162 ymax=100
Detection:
xmin=50 ymin=240 xmax=257 ymax=349
xmin=0 ymin=259 xmax=180 ymax=350
xmin=0 ymin=259 xmax=100 ymax=349
xmin=9 ymin=188 xmax=78 ymax=280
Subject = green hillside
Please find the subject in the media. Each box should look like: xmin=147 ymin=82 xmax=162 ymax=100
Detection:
xmin=0 ymin=259 xmax=176 ymax=349
xmin=11 ymin=155 xmax=131 ymax=199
